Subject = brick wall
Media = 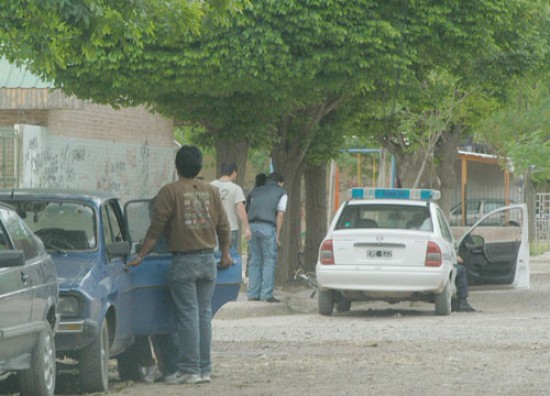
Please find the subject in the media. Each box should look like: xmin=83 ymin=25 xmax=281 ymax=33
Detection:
xmin=0 ymin=109 xmax=48 ymax=125
xmin=47 ymin=103 xmax=174 ymax=147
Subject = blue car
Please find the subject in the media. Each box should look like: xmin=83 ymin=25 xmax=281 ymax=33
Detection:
xmin=0 ymin=189 xmax=242 ymax=393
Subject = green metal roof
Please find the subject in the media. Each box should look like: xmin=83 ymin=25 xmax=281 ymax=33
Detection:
xmin=0 ymin=58 xmax=54 ymax=89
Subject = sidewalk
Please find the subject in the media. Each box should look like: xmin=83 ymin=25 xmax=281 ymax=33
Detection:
xmin=215 ymin=284 xmax=318 ymax=320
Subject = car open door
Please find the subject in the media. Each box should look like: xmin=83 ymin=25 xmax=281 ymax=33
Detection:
xmin=124 ymin=199 xmax=243 ymax=335
xmin=456 ymin=204 xmax=529 ymax=288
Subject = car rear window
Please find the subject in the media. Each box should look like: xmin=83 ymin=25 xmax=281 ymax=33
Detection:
xmin=336 ymin=204 xmax=432 ymax=231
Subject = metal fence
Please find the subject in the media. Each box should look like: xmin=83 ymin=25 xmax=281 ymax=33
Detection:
xmin=536 ymin=193 xmax=550 ymax=241
xmin=0 ymin=127 xmax=19 ymax=188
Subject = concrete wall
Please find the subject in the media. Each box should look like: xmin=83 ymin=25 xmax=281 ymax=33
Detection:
xmin=20 ymin=126 xmax=175 ymax=202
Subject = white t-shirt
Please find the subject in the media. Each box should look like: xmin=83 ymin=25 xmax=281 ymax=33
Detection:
xmin=210 ymin=179 xmax=246 ymax=231
xmin=277 ymin=194 xmax=288 ymax=212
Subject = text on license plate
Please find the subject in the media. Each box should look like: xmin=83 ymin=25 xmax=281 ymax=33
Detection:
xmin=367 ymin=249 xmax=393 ymax=258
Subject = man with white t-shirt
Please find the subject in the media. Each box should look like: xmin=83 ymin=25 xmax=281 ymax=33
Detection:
xmin=246 ymin=172 xmax=287 ymax=303
xmin=211 ymin=162 xmax=251 ymax=251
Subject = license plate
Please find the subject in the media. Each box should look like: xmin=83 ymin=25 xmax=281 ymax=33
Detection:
xmin=367 ymin=249 xmax=392 ymax=258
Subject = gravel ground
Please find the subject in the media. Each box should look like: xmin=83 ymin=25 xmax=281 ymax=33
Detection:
xmin=4 ymin=254 xmax=550 ymax=396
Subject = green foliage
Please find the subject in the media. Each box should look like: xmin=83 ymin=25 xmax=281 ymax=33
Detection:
xmin=481 ymin=80 xmax=550 ymax=182
xmin=1 ymin=0 xmax=549 ymax=173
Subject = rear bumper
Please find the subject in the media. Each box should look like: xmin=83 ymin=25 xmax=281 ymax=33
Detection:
xmin=316 ymin=264 xmax=452 ymax=298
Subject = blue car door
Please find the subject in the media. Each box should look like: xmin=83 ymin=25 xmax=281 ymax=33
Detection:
xmin=124 ymin=199 xmax=242 ymax=336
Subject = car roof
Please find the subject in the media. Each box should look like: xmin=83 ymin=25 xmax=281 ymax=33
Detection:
xmin=346 ymin=199 xmax=432 ymax=208
xmin=0 ymin=188 xmax=117 ymax=206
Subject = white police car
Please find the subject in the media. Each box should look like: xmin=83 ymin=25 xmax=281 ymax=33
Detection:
xmin=316 ymin=188 xmax=530 ymax=316
xmin=316 ymin=188 xmax=458 ymax=316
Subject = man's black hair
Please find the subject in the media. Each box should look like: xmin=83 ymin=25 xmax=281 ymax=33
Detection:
xmin=267 ymin=172 xmax=284 ymax=183
xmin=219 ymin=161 xmax=238 ymax=177
xmin=255 ymin=173 xmax=267 ymax=187
xmin=175 ymin=145 xmax=203 ymax=178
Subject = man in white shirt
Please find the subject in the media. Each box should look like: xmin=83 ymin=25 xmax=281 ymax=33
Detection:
xmin=211 ymin=162 xmax=251 ymax=251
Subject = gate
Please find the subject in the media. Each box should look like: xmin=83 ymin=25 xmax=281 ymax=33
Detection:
xmin=0 ymin=127 xmax=20 ymax=188
xmin=535 ymin=193 xmax=550 ymax=241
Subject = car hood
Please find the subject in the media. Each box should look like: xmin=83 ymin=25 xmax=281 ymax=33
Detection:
xmin=52 ymin=255 xmax=97 ymax=290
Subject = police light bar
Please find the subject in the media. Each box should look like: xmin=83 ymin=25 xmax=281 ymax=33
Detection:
xmin=350 ymin=188 xmax=441 ymax=201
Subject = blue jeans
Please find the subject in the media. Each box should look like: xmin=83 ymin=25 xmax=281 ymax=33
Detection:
xmin=168 ymin=252 xmax=216 ymax=376
xmin=247 ymin=222 xmax=277 ymax=300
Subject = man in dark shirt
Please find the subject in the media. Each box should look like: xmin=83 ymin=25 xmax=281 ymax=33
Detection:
xmin=246 ymin=172 xmax=287 ymax=303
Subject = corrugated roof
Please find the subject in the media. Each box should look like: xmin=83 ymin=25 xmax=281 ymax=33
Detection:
xmin=0 ymin=58 xmax=54 ymax=89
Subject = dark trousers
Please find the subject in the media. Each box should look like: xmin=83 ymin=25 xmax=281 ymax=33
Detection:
xmin=455 ymin=264 xmax=469 ymax=300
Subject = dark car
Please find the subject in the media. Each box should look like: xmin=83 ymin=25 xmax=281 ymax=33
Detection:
xmin=450 ymin=198 xmax=519 ymax=226
xmin=0 ymin=189 xmax=242 ymax=393
xmin=0 ymin=202 xmax=58 ymax=396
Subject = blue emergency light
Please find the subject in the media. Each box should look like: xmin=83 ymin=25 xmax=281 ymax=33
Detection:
xmin=350 ymin=188 xmax=441 ymax=201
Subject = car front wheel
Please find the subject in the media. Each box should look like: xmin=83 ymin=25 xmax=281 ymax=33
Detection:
xmin=18 ymin=325 xmax=56 ymax=396
xmin=80 ymin=319 xmax=110 ymax=393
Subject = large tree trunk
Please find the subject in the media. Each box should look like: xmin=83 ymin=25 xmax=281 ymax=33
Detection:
xmin=270 ymin=122 xmax=308 ymax=287
xmin=392 ymin=150 xmax=427 ymax=188
xmin=214 ymin=138 xmax=250 ymax=186
xmin=433 ymin=125 xmax=464 ymax=218
xmin=303 ymin=162 xmax=328 ymax=272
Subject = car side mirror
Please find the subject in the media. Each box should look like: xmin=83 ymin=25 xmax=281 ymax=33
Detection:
xmin=471 ymin=235 xmax=485 ymax=246
xmin=0 ymin=250 xmax=25 ymax=267
xmin=106 ymin=241 xmax=131 ymax=257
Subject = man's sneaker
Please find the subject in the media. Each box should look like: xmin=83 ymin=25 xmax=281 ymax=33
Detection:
xmin=199 ymin=373 xmax=211 ymax=383
xmin=265 ymin=296 xmax=280 ymax=303
xmin=165 ymin=371 xmax=201 ymax=385
xmin=142 ymin=365 xmax=162 ymax=383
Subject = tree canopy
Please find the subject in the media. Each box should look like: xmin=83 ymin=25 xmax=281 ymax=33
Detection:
xmin=1 ymin=0 xmax=549 ymax=271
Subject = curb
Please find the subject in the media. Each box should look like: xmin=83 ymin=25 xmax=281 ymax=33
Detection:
xmin=215 ymin=287 xmax=318 ymax=320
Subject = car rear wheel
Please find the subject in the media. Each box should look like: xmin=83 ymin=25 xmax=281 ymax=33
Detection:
xmin=318 ymin=289 xmax=334 ymax=316
xmin=336 ymin=294 xmax=351 ymax=312
xmin=435 ymin=282 xmax=451 ymax=316
xmin=18 ymin=325 xmax=56 ymax=396
xmin=80 ymin=319 xmax=109 ymax=393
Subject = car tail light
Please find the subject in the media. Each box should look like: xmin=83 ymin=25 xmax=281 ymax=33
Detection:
xmin=319 ymin=239 xmax=334 ymax=265
xmin=425 ymin=241 xmax=442 ymax=267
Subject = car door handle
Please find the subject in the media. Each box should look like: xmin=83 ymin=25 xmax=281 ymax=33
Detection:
xmin=20 ymin=272 xmax=30 ymax=283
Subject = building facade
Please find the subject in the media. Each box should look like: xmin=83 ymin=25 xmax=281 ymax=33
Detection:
xmin=0 ymin=59 xmax=177 ymax=202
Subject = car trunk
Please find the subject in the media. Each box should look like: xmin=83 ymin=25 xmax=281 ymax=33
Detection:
xmin=331 ymin=229 xmax=430 ymax=267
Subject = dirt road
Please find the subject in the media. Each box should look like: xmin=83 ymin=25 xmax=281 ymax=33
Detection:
xmin=6 ymin=255 xmax=550 ymax=396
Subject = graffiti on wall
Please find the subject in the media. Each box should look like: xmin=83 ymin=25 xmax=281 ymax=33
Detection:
xmin=23 ymin=134 xmax=176 ymax=202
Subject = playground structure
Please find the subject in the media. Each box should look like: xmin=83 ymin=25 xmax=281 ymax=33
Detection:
xmin=328 ymin=148 xmax=396 ymax=217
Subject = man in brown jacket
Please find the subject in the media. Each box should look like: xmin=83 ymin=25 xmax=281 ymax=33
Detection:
xmin=129 ymin=145 xmax=232 ymax=385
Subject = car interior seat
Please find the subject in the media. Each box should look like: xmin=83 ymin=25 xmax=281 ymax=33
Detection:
xmin=64 ymin=230 xmax=89 ymax=250
xmin=355 ymin=218 xmax=378 ymax=228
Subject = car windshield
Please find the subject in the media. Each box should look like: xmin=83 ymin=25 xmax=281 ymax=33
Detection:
xmin=336 ymin=204 xmax=432 ymax=231
xmin=9 ymin=200 xmax=96 ymax=251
